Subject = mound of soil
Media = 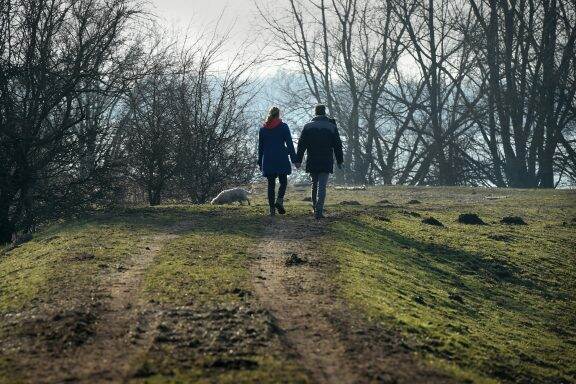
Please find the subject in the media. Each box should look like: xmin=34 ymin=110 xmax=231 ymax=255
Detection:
xmin=448 ymin=292 xmax=464 ymax=303
xmin=407 ymin=199 xmax=422 ymax=204
xmin=458 ymin=213 xmax=487 ymax=225
xmin=401 ymin=210 xmax=421 ymax=218
xmin=376 ymin=199 xmax=392 ymax=205
xmin=285 ymin=253 xmax=306 ymax=267
xmin=413 ymin=295 xmax=426 ymax=305
xmin=374 ymin=215 xmax=390 ymax=222
xmin=302 ymin=197 xmax=312 ymax=202
xmin=339 ymin=200 xmax=361 ymax=206
xmin=501 ymin=216 xmax=527 ymax=225
xmin=422 ymin=217 xmax=444 ymax=227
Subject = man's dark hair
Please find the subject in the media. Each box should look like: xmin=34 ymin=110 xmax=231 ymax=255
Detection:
xmin=315 ymin=104 xmax=326 ymax=116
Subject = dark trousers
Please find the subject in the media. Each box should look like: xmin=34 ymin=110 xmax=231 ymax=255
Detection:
xmin=267 ymin=174 xmax=287 ymax=207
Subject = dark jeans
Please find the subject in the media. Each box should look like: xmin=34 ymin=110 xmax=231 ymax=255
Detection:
xmin=267 ymin=174 xmax=287 ymax=207
xmin=311 ymin=172 xmax=329 ymax=217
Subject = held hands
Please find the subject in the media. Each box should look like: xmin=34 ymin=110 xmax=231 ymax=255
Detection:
xmin=337 ymin=163 xmax=343 ymax=170
xmin=293 ymin=162 xmax=302 ymax=169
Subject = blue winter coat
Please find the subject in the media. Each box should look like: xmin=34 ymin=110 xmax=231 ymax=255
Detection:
xmin=258 ymin=119 xmax=296 ymax=177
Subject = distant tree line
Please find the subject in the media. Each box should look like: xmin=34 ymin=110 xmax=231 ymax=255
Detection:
xmin=259 ymin=0 xmax=576 ymax=188
xmin=0 ymin=0 xmax=255 ymax=243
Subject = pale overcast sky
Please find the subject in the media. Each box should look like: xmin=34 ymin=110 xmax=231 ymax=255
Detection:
xmin=149 ymin=0 xmax=254 ymax=34
xmin=148 ymin=0 xmax=277 ymax=72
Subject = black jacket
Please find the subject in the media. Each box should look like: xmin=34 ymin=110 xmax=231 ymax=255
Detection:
xmin=296 ymin=115 xmax=344 ymax=174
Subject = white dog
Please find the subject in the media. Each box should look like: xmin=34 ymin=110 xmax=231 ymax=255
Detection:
xmin=210 ymin=188 xmax=251 ymax=205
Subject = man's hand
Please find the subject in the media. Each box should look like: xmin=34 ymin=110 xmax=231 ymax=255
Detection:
xmin=294 ymin=162 xmax=302 ymax=169
xmin=337 ymin=163 xmax=343 ymax=170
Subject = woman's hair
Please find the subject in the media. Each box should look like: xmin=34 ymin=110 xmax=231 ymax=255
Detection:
xmin=266 ymin=106 xmax=280 ymax=124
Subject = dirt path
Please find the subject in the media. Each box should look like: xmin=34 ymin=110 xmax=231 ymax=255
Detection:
xmin=253 ymin=217 xmax=358 ymax=383
xmin=252 ymin=216 xmax=458 ymax=384
xmin=34 ymin=221 xmax=192 ymax=383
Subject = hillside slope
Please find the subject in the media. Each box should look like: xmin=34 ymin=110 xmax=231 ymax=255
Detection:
xmin=0 ymin=186 xmax=574 ymax=383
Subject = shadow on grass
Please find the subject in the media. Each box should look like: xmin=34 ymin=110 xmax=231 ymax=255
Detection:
xmin=334 ymin=217 xmax=563 ymax=316
xmin=53 ymin=205 xmax=266 ymax=240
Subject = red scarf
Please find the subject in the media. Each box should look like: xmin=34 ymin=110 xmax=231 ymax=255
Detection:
xmin=263 ymin=118 xmax=282 ymax=129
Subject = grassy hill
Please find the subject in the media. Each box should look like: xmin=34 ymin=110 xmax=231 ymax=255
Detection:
xmin=0 ymin=186 xmax=574 ymax=383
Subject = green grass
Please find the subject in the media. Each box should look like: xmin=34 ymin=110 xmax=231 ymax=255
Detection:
xmin=142 ymin=207 xmax=262 ymax=306
xmin=1 ymin=186 xmax=574 ymax=384
xmin=0 ymin=205 xmax=307 ymax=384
xmin=0 ymin=214 xmax=158 ymax=312
xmin=133 ymin=206 xmax=308 ymax=383
xmin=322 ymin=187 xmax=576 ymax=383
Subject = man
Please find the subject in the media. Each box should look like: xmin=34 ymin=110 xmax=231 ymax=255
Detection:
xmin=295 ymin=104 xmax=344 ymax=219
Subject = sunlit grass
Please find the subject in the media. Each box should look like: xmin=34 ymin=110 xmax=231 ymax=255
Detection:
xmin=324 ymin=188 xmax=576 ymax=383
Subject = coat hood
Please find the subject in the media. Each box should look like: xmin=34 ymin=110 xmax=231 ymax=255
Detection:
xmin=263 ymin=118 xmax=283 ymax=129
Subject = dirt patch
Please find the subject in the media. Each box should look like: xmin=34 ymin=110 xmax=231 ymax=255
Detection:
xmin=15 ymin=308 xmax=97 ymax=354
xmin=458 ymin=213 xmax=487 ymax=225
xmin=252 ymin=217 xmax=458 ymax=384
xmin=302 ymin=197 xmax=312 ymax=202
xmin=422 ymin=217 xmax=444 ymax=227
xmin=252 ymin=220 xmax=356 ymax=383
xmin=138 ymin=303 xmax=287 ymax=379
xmin=284 ymin=252 xmax=307 ymax=266
xmin=340 ymin=200 xmax=361 ymax=206
xmin=377 ymin=199 xmax=392 ymax=205
xmin=501 ymin=216 xmax=527 ymax=225
xmin=374 ymin=215 xmax=391 ymax=222
xmin=407 ymin=199 xmax=422 ymax=204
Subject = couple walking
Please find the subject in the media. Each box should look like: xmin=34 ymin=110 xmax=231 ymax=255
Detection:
xmin=257 ymin=104 xmax=343 ymax=218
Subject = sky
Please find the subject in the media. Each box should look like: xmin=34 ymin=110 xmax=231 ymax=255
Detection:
xmin=148 ymin=0 xmax=276 ymax=73
xmin=149 ymin=0 xmax=254 ymax=36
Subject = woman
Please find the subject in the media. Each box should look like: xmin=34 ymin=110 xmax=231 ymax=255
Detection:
xmin=258 ymin=107 xmax=297 ymax=216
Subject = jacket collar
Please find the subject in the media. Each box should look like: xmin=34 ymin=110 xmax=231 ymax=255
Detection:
xmin=312 ymin=115 xmax=329 ymax=122
xmin=263 ymin=118 xmax=283 ymax=129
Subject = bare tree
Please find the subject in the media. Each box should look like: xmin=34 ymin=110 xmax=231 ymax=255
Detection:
xmin=257 ymin=0 xmax=408 ymax=184
xmin=123 ymin=29 xmax=258 ymax=205
xmin=468 ymin=0 xmax=576 ymax=187
xmin=171 ymin=36 xmax=257 ymax=203
xmin=0 ymin=0 xmax=139 ymax=242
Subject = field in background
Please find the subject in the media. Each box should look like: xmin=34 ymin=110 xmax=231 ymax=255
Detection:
xmin=0 ymin=186 xmax=574 ymax=383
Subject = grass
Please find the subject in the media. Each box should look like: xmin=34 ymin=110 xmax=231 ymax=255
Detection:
xmin=0 ymin=216 xmax=152 ymax=312
xmin=142 ymin=207 xmax=262 ymax=306
xmin=0 ymin=205 xmax=307 ymax=384
xmin=132 ymin=206 xmax=307 ymax=383
xmin=320 ymin=186 xmax=576 ymax=383
xmin=1 ymin=185 xmax=574 ymax=383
